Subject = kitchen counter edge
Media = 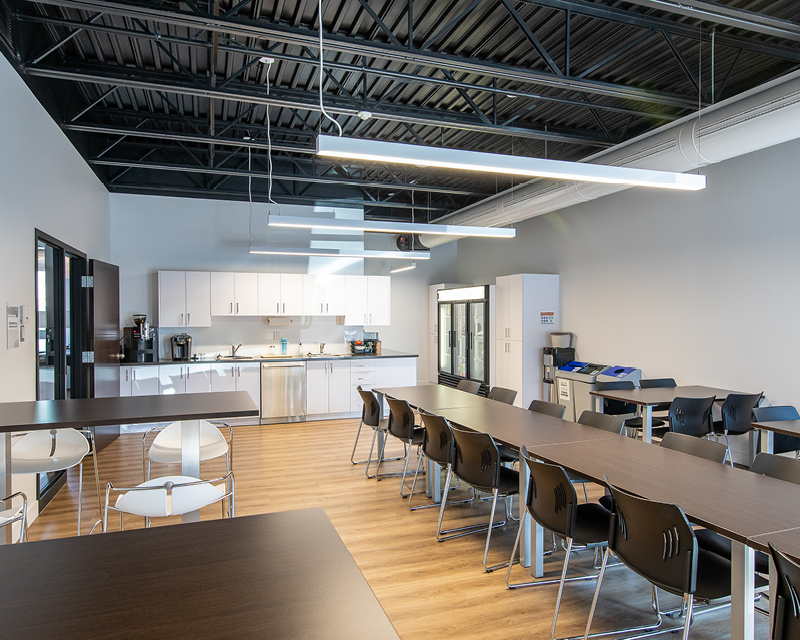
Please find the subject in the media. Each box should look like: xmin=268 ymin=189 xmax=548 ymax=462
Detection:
xmin=121 ymin=350 xmax=419 ymax=366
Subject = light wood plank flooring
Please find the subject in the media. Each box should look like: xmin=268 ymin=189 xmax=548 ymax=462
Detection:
xmin=28 ymin=419 xmax=767 ymax=639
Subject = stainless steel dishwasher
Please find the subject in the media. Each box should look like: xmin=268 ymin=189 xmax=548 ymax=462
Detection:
xmin=260 ymin=361 xmax=307 ymax=424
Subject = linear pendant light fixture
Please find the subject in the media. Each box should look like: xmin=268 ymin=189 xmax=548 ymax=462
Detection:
xmin=316 ymin=135 xmax=706 ymax=191
xmin=249 ymin=246 xmax=429 ymax=260
xmin=389 ymin=261 xmax=416 ymax=274
xmin=266 ymin=214 xmax=515 ymax=238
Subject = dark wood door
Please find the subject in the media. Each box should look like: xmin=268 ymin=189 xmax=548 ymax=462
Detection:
xmin=88 ymin=259 xmax=121 ymax=451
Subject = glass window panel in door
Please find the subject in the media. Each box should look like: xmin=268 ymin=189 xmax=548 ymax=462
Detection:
xmin=439 ymin=304 xmax=452 ymax=374
xmin=37 ymin=241 xmax=57 ymax=400
xmin=454 ymin=302 xmax=468 ymax=378
xmin=469 ymin=301 xmax=486 ymax=383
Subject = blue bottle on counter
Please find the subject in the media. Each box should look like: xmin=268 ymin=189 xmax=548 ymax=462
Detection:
xmin=281 ymin=338 xmax=287 ymax=355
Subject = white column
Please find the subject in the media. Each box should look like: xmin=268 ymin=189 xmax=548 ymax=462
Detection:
xmin=642 ymin=406 xmax=653 ymax=443
xmin=181 ymin=420 xmax=201 ymax=523
xmin=519 ymin=449 xmax=543 ymax=577
xmin=731 ymin=540 xmax=755 ymax=640
xmin=0 ymin=433 xmax=11 ymax=544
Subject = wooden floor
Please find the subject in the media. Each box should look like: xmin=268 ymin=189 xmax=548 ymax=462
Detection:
xmin=29 ymin=418 xmax=768 ymax=639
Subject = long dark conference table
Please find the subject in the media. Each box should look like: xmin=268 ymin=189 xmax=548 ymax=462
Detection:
xmin=378 ymin=384 xmax=796 ymax=640
xmin=0 ymin=508 xmax=400 ymax=640
xmin=0 ymin=391 xmax=259 ymax=531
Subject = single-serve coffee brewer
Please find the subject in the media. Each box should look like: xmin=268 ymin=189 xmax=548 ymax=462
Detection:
xmin=170 ymin=333 xmax=192 ymax=361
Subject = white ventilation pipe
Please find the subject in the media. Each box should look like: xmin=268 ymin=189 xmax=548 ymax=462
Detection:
xmin=425 ymin=68 xmax=800 ymax=246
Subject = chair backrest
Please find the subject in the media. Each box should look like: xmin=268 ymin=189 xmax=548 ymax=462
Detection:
xmin=387 ymin=398 xmax=416 ymax=441
xmin=112 ymin=475 xmax=228 ymax=517
xmin=668 ymin=396 xmax=715 ymax=437
xmin=520 ymin=446 xmax=577 ymax=539
xmin=751 ymin=453 xmax=800 ymax=485
xmin=660 ymin=431 xmax=728 ymax=464
xmin=487 ymin=386 xmax=517 ymax=405
xmin=11 ymin=428 xmax=90 ymax=474
xmin=456 ymin=379 xmax=481 ymax=394
xmin=607 ymin=482 xmax=697 ymax=597
xmin=357 ymin=386 xmax=382 ymax=428
xmin=753 ymin=405 xmax=800 ymax=456
xmin=720 ymin=393 xmax=763 ymax=436
xmin=421 ymin=413 xmax=454 ymax=466
xmin=640 ymin=378 xmax=677 ymax=389
xmin=451 ymin=426 xmax=501 ymax=493
xmin=768 ymin=543 xmax=800 ymax=640
xmin=528 ymin=399 xmax=566 ymax=419
xmin=577 ymin=410 xmax=625 ymax=434
xmin=594 ymin=381 xmax=636 ymax=416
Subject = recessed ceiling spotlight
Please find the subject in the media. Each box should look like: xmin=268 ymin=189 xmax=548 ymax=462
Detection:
xmin=357 ymin=110 xmax=373 ymax=120
xmin=259 ymin=56 xmax=275 ymax=64
xmin=506 ymin=94 xmax=517 ymax=99
xmin=243 ymin=135 xmax=252 ymax=140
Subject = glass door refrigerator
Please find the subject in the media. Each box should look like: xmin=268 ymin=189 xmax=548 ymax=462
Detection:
xmin=438 ymin=286 xmax=490 ymax=391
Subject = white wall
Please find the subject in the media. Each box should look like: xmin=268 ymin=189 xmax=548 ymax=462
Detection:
xmin=110 ymin=194 xmax=458 ymax=376
xmin=0 ymin=56 xmax=110 ymax=404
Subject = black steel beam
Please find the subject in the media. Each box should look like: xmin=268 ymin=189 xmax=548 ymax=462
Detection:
xmin=20 ymin=0 xmax=701 ymax=107
xmin=24 ymin=61 xmax=615 ymax=146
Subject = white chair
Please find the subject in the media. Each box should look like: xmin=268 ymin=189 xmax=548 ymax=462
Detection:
xmin=142 ymin=421 xmax=232 ymax=480
xmin=103 ymin=472 xmax=234 ymax=532
xmin=12 ymin=428 xmax=100 ymax=536
xmin=0 ymin=492 xmax=28 ymax=543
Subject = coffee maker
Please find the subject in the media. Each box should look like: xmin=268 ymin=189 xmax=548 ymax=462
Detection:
xmin=170 ymin=334 xmax=192 ymax=361
xmin=543 ymin=332 xmax=575 ymax=403
xmin=122 ymin=314 xmax=159 ymax=363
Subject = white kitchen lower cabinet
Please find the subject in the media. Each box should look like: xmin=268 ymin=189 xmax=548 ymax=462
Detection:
xmin=159 ymin=364 xmax=186 ymax=395
xmin=120 ymin=366 xmax=132 ymax=397
xmin=234 ymin=362 xmax=261 ymax=409
xmin=495 ymin=340 xmax=524 ymax=408
xmin=328 ymin=360 xmax=351 ymax=413
xmin=306 ymin=360 xmax=350 ymax=415
xmin=131 ymin=365 xmax=159 ymax=396
xmin=185 ymin=364 xmax=211 ymax=394
xmin=210 ymin=363 xmax=237 ymax=393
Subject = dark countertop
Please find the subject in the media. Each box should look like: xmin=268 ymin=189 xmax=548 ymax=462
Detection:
xmin=122 ymin=349 xmax=418 ymax=366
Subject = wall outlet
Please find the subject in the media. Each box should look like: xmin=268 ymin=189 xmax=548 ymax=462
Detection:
xmin=273 ymin=331 xmax=280 ymax=340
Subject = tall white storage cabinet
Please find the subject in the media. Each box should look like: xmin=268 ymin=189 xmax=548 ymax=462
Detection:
xmin=494 ymin=274 xmax=559 ymax=409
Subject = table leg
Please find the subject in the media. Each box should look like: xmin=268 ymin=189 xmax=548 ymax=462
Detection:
xmin=426 ymin=459 xmax=441 ymax=503
xmin=759 ymin=429 xmax=774 ymax=455
xmin=748 ymin=431 xmax=760 ymax=466
xmin=519 ymin=450 xmax=543 ymax=577
xmin=181 ymin=420 xmax=201 ymax=523
xmin=769 ymin=554 xmax=777 ymax=624
xmin=590 ymin=394 xmax=598 ymax=412
xmin=0 ymin=433 xmax=11 ymax=544
xmin=731 ymin=540 xmax=755 ymax=640
xmin=642 ymin=406 xmax=653 ymax=444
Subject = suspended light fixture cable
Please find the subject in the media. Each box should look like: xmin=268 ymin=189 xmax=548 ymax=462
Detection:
xmin=317 ymin=0 xmax=342 ymax=136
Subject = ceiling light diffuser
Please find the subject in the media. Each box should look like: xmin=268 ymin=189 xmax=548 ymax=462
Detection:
xmin=316 ymin=135 xmax=706 ymax=191
xmin=249 ymin=247 xmax=429 ymax=260
xmin=267 ymin=214 xmax=515 ymax=238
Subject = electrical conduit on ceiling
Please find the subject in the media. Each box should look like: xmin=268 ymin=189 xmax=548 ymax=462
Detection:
xmin=425 ymin=67 xmax=800 ymax=246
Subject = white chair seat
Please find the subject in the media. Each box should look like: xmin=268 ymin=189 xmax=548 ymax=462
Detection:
xmin=11 ymin=429 xmax=90 ymax=474
xmin=148 ymin=421 xmax=228 ymax=464
xmin=0 ymin=504 xmax=24 ymax=525
xmin=114 ymin=476 xmax=225 ymax=517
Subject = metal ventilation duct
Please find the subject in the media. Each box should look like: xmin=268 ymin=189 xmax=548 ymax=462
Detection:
xmin=426 ymin=68 xmax=800 ymax=246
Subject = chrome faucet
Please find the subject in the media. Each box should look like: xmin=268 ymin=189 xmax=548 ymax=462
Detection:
xmin=231 ymin=344 xmax=242 ymax=357
xmin=319 ymin=342 xmax=325 ymax=354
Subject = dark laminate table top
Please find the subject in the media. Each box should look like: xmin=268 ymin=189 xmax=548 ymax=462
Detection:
xmin=590 ymin=384 xmax=747 ymax=406
xmin=377 ymin=384 xmax=491 ymax=411
xmin=0 ymin=509 xmax=399 ymax=640
xmin=526 ymin=436 xmax=800 ymax=545
xmin=751 ymin=419 xmax=800 ymax=438
xmin=0 ymin=391 xmax=259 ymax=433
xmin=748 ymin=528 xmax=800 ymax=562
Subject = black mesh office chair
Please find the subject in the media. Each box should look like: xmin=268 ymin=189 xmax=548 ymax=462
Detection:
xmin=768 ymin=543 xmax=800 ymax=640
xmin=487 ymin=386 xmax=517 ymax=405
xmin=668 ymin=396 xmax=716 ymax=438
xmin=712 ymin=392 xmax=763 ymax=462
xmin=440 ymin=427 xmax=519 ymax=571
xmin=753 ymin=405 xmax=800 ymax=457
xmin=380 ymin=398 xmax=425 ymax=498
xmin=594 ymin=381 xmax=665 ymax=438
xmin=696 ymin=453 xmax=800 ymax=574
xmin=355 ymin=387 xmax=404 ymax=479
xmin=585 ymin=482 xmax=732 ymax=640
xmin=456 ymin=379 xmax=481 ymax=394
xmin=660 ymin=431 xmax=729 ymax=464
xmin=528 ymin=399 xmax=566 ymax=419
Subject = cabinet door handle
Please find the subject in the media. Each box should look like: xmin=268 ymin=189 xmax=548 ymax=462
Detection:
xmin=282 ymin=303 xmax=285 ymax=313
xmin=125 ymin=370 xmax=129 ymax=382
xmin=187 ymin=368 xmax=190 ymax=379
xmin=277 ymin=302 xmax=280 ymax=313
xmin=236 ymin=302 xmax=239 ymax=315
xmin=330 ymin=363 xmax=333 ymax=373
xmin=186 ymin=313 xmax=190 ymax=325
xmin=320 ymin=303 xmax=323 ymax=313
xmin=230 ymin=302 xmax=233 ymax=314
xmin=326 ymin=303 xmax=329 ymax=313
xmin=180 ymin=367 xmax=183 ymax=379
xmin=369 ymin=313 xmax=372 ymax=323
xmin=237 ymin=366 xmax=240 ymax=377
xmin=179 ymin=313 xmax=183 ymax=326
xmin=133 ymin=370 xmax=136 ymax=381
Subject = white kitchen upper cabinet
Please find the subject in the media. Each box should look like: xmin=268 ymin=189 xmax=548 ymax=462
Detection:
xmin=185 ymin=363 xmax=212 ymax=394
xmin=184 ymin=271 xmax=211 ymax=327
xmin=120 ymin=366 xmax=132 ymax=397
xmin=234 ymin=362 xmax=261 ymax=408
xmin=159 ymin=271 xmax=188 ymax=328
xmin=302 ymin=275 xmax=326 ymax=316
xmin=507 ymin=274 xmax=524 ymax=341
xmin=366 ymin=276 xmax=391 ymax=326
xmin=210 ymin=363 xmax=236 ymax=393
xmin=306 ymin=360 xmax=329 ymax=414
xmin=159 ymin=364 xmax=186 ymax=395
xmin=324 ymin=275 xmax=347 ymax=316
xmin=211 ymin=272 xmax=235 ymax=316
xmin=234 ymin=273 xmax=259 ymax=316
xmin=345 ymin=275 xmax=368 ymax=325
xmin=257 ymin=273 xmax=282 ymax=316
xmin=328 ymin=359 xmax=351 ymax=413
xmin=281 ymin=274 xmax=304 ymax=315
xmin=131 ymin=365 xmax=159 ymax=396
xmin=495 ymin=276 xmax=510 ymax=339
